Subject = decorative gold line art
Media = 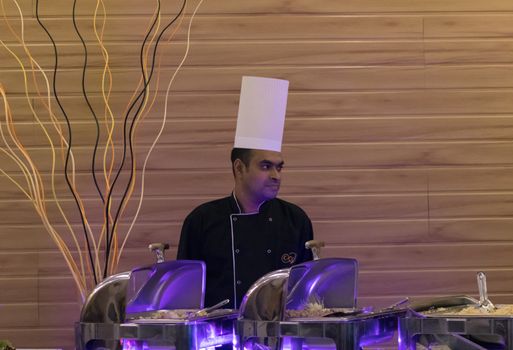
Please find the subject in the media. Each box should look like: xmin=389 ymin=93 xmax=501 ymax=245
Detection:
xmin=107 ymin=0 xmax=166 ymax=275
xmin=116 ymin=0 xmax=205 ymax=272
xmin=1 ymin=0 xmax=92 ymax=292
xmin=34 ymin=0 xmax=101 ymax=287
xmin=101 ymin=0 xmax=163 ymax=279
xmin=0 ymin=84 xmax=87 ymax=299
xmin=0 ymin=0 xmax=204 ymax=299
xmin=112 ymin=2 xmax=188 ymax=273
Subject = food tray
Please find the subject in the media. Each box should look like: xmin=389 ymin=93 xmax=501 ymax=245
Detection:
xmin=238 ymin=309 xmax=404 ymax=350
xmin=399 ymin=296 xmax=513 ymax=350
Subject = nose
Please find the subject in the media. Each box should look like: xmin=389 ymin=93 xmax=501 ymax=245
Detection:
xmin=270 ymin=167 xmax=281 ymax=181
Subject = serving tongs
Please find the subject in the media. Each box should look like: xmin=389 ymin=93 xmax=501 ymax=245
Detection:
xmin=410 ymin=273 xmax=497 ymax=317
xmin=477 ymin=271 xmax=497 ymax=312
xmin=193 ymin=298 xmax=230 ymax=317
xmin=127 ymin=299 xmax=232 ymax=322
xmin=410 ymin=272 xmax=497 ymax=317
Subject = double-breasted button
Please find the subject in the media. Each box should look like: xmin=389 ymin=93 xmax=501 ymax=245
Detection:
xmin=267 ymin=249 xmax=272 ymax=254
xmin=233 ymin=217 xmax=238 ymax=222
xmin=236 ymin=280 xmax=242 ymax=285
xmin=268 ymin=217 xmax=273 ymax=222
xmin=235 ymin=249 xmax=240 ymax=254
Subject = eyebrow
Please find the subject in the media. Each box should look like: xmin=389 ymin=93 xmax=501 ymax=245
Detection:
xmin=260 ymin=159 xmax=285 ymax=167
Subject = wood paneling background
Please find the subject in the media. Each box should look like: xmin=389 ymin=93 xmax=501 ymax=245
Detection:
xmin=1 ymin=0 xmax=513 ymax=348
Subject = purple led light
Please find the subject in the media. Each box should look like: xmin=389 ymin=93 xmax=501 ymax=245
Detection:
xmin=120 ymin=322 xmax=234 ymax=350
xmin=198 ymin=322 xmax=235 ymax=349
xmin=243 ymin=337 xmax=338 ymax=350
xmin=232 ymin=333 xmax=239 ymax=350
xmin=281 ymin=337 xmax=292 ymax=350
xmin=199 ymin=334 xmax=234 ymax=349
xmin=121 ymin=339 xmax=134 ymax=350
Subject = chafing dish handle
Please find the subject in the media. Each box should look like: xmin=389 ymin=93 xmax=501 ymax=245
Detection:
xmin=149 ymin=243 xmax=170 ymax=263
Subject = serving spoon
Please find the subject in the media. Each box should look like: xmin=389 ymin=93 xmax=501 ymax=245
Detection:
xmin=477 ymin=272 xmax=497 ymax=312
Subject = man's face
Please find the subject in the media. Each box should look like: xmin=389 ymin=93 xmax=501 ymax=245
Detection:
xmin=238 ymin=149 xmax=284 ymax=203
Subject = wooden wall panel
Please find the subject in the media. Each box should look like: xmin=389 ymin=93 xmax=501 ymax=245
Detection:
xmin=1 ymin=188 xmax=512 ymax=226
xmin=6 ymin=268 xmax=513 ymax=320
xmin=5 ymin=90 xmax=513 ymax=124
xmin=2 ymin=216 xmax=513 ymax=252
xmin=5 ymin=270 xmax=504 ymax=306
xmin=34 ymin=0 xmax=513 ymax=16
xmin=425 ymin=40 xmax=513 ymax=64
xmin=323 ymin=244 xmax=513 ymax=269
xmin=0 ymin=304 xmax=38 ymax=327
xmin=0 ymin=252 xmax=38 ymax=276
xmin=426 ymin=66 xmax=513 ymax=88
xmin=318 ymin=218 xmax=513 ymax=244
xmin=429 ymin=193 xmax=513 ymax=217
xmin=429 ymin=218 xmax=513 ymax=241
xmin=0 ymin=278 xmax=37 ymax=302
xmin=0 ymin=41 xmax=426 ymax=69
xmin=5 ymin=64 xmax=512 ymax=94
xmin=3 ymin=168 xmax=430 ymax=199
xmin=39 ymin=303 xmax=81 ymax=327
xmin=1 ymin=66 xmax=430 ymax=94
xmin=360 ymin=269 xmax=513 ymax=296
xmin=0 ymin=194 xmax=429 ymax=225
xmin=5 ymin=244 xmax=513 ymax=279
xmin=0 ymin=15 xmax=425 ymax=43
xmin=0 ymin=328 xmax=75 ymax=349
xmin=3 ymin=116 xmax=513 ymax=149
xmin=424 ymin=15 xmax=513 ymax=38
xmin=3 ymin=167 xmax=513 ymax=200
xmin=2 ymin=142 xmax=513 ymax=175
xmin=2 ymin=0 xmax=513 ymax=348
xmin=1 ymin=64 xmax=504 ymax=92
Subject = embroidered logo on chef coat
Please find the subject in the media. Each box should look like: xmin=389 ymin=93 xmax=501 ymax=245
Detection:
xmin=281 ymin=252 xmax=297 ymax=264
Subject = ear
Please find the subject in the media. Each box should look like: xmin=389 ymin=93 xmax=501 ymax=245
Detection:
xmin=233 ymin=159 xmax=245 ymax=177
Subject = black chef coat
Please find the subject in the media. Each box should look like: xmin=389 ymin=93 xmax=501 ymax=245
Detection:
xmin=177 ymin=193 xmax=314 ymax=309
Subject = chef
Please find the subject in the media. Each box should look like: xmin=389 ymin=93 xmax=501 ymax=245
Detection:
xmin=177 ymin=76 xmax=314 ymax=309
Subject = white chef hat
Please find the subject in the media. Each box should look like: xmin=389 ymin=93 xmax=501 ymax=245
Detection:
xmin=234 ymin=76 xmax=289 ymax=152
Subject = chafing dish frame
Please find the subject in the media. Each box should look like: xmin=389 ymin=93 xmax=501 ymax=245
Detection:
xmin=238 ymin=258 xmax=403 ymax=350
xmin=76 ymin=259 xmax=235 ymax=350
xmin=238 ymin=310 xmax=404 ymax=350
xmin=399 ymin=295 xmax=513 ymax=350
xmin=77 ymin=312 xmax=238 ymax=350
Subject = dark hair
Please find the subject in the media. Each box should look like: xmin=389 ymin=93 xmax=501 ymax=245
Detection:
xmin=230 ymin=148 xmax=253 ymax=176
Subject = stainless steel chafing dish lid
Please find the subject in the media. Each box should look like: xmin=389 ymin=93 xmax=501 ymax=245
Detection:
xmin=239 ymin=268 xmax=289 ymax=321
xmin=287 ymin=258 xmax=357 ymax=310
xmin=125 ymin=259 xmax=206 ymax=316
xmin=80 ymin=271 xmax=131 ymax=323
xmin=239 ymin=258 xmax=358 ymax=321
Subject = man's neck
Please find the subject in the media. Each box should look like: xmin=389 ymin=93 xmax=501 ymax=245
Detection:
xmin=233 ymin=189 xmax=263 ymax=214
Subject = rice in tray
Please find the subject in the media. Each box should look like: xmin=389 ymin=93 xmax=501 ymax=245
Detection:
xmin=131 ymin=309 xmax=193 ymax=320
xmin=424 ymin=304 xmax=513 ymax=316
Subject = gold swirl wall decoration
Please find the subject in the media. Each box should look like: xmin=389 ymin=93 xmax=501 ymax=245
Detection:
xmin=0 ymin=0 xmax=205 ymax=301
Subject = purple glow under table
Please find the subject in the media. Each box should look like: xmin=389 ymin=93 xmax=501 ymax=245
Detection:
xmin=77 ymin=310 xmax=237 ymax=350
xmin=238 ymin=309 xmax=403 ymax=350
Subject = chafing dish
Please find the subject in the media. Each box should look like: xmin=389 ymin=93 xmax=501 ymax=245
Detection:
xmin=76 ymin=244 xmax=237 ymax=350
xmin=238 ymin=258 xmax=405 ymax=350
xmin=399 ymin=272 xmax=513 ymax=350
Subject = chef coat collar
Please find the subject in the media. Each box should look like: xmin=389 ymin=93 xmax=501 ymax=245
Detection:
xmin=230 ymin=192 xmax=271 ymax=214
